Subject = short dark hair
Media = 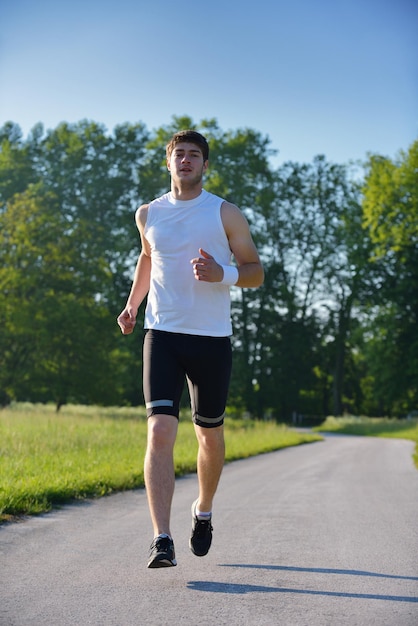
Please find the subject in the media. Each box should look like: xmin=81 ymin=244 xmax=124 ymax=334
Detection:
xmin=166 ymin=130 xmax=209 ymax=161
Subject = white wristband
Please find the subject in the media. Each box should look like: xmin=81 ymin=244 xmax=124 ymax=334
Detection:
xmin=220 ymin=265 xmax=239 ymax=286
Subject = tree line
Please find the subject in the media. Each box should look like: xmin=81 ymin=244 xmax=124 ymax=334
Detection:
xmin=0 ymin=116 xmax=416 ymax=418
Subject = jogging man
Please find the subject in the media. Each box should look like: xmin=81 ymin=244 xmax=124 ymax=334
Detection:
xmin=117 ymin=130 xmax=264 ymax=568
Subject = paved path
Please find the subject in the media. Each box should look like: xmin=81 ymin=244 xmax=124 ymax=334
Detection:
xmin=1 ymin=434 xmax=418 ymax=625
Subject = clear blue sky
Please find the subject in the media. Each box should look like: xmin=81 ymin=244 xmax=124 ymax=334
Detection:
xmin=0 ymin=0 xmax=416 ymax=166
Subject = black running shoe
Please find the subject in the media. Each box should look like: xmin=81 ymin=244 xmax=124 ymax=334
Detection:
xmin=147 ymin=535 xmax=177 ymax=568
xmin=189 ymin=500 xmax=213 ymax=557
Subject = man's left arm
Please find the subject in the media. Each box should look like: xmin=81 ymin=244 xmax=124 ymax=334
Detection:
xmin=221 ymin=202 xmax=264 ymax=288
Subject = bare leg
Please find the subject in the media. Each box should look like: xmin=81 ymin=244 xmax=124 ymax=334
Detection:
xmin=193 ymin=424 xmax=225 ymax=512
xmin=144 ymin=414 xmax=178 ymax=537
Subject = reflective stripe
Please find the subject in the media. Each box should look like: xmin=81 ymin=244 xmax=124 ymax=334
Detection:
xmin=195 ymin=413 xmax=224 ymax=425
xmin=146 ymin=399 xmax=174 ymax=409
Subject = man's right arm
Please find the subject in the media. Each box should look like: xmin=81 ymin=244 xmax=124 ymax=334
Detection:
xmin=117 ymin=205 xmax=150 ymax=335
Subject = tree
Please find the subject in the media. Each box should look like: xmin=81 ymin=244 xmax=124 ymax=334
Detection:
xmin=0 ymin=183 xmax=125 ymax=408
xmin=363 ymin=141 xmax=418 ymax=255
xmin=0 ymin=120 xmax=151 ymax=408
xmin=0 ymin=122 xmax=38 ymax=205
xmin=255 ymin=156 xmax=373 ymax=417
xmin=1 ymin=116 xmax=415 ymax=416
xmin=360 ymin=140 xmax=418 ymax=414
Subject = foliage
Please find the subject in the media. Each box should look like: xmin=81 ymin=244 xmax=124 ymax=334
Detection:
xmin=0 ymin=118 xmax=416 ymax=418
xmin=362 ymin=141 xmax=418 ymax=256
xmin=360 ymin=140 xmax=418 ymax=414
xmin=0 ymin=403 xmax=321 ymax=521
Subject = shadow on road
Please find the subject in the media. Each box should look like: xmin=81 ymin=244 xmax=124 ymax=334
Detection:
xmin=187 ymin=580 xmax=418 ymax=602
xmin=186 ymin=563 xmax=418 ymax=602
xmin=219 ymin=563 xmax=418 ymax=582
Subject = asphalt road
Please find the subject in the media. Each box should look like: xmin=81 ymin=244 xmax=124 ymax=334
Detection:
xmin=1 ymin=434 xmax=417 ymax=626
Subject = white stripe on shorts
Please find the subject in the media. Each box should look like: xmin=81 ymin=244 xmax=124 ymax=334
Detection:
xmin=146 ymin=399 xmax=174 ymax=409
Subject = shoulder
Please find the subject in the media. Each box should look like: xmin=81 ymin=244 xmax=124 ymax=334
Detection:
xmin=135 ymin=203 xmax=149 ymax=230
xmin=221 ymin=200 xmax=242 ymax=216
xmin=220 ymin=201 xmax=249 ymax=231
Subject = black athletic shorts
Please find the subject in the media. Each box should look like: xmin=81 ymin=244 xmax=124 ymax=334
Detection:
xmin=143 ymin=329 xmax=232 ymax=428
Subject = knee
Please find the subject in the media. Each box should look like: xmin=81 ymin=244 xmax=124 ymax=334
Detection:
xmin=196 ymin=426 xmax=224 ymax=452
xmin=147 ymin=415 xmax=178 ymax=449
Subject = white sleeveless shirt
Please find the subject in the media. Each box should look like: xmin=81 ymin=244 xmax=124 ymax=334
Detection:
xmin=144 ymin=190 xmax=234 ymax=336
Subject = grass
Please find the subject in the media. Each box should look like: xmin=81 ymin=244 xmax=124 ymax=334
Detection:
xmin=315 ymin=415 xmax=418 ymax=468
xmin=0 ymin=403 xmax=322 ymax=522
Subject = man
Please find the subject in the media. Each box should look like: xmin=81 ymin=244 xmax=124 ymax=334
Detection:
xmin=117 ymin=130 xmax=264 ymax=568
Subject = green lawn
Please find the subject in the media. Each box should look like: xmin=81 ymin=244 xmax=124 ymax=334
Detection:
xmin=315 ymin=415 xmax=418 ymax=468
xmin=0 ymin=403 xmax=322 ymax=522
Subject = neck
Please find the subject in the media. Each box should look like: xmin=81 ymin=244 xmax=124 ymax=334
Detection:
xmin=170 ymin=182 xmax=203 ymax=201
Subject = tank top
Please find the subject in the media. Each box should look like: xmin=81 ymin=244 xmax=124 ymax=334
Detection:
xmin=144 ymin=189 xmax=234 ymax=336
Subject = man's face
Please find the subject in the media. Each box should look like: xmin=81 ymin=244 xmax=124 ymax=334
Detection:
xmin=167 ymin=142 xmax=208 ymax=186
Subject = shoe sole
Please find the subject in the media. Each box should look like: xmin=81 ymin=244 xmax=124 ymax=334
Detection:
xmin=147 ymin=557 xmax=177 ymax=568
xmin=189 ymin=540 xmax=209 ymax=557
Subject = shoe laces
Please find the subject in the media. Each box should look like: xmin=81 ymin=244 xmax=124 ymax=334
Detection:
xmin=193 ymin=518 xmax=212 ymax=536
xmin=151 ymin=536 xmax=171 ymax=551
